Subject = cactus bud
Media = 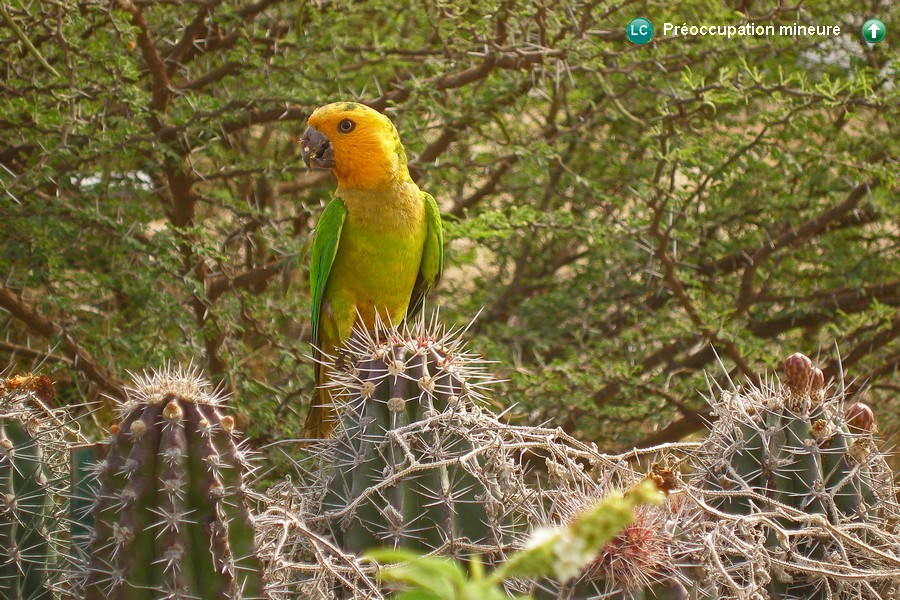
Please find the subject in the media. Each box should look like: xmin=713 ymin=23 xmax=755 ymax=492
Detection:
xmin=845 ymin=402 xmax=875 ymax=433
xmin=783 ymin=352 xmax=813 ymax=392
xmin=810 ymin=367 xmax=824 ymax=391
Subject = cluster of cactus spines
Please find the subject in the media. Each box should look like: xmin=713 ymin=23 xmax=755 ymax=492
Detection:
xmin=0 ymin=375 xmax=69 ymax=600
xmin=527 ymin=473 xmax=689 ymax=600
xmin=82 ymin=367 xmax=266 ymax=600
xmin=307 ymin=318 xmax=518 ymax=560
xmin=690 ymin=351 xmax=900 ymax=599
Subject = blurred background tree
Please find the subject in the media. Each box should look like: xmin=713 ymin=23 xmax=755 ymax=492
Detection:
xmin=1 ymin=0 xmax=896 ymax=454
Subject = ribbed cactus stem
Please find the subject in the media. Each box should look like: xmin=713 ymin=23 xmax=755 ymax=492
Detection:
xmin=773 ymin=354 xmax=825 ymax=514
xmin=839 ymin=402 xmax=878 ymax=518
xmin=727 ymin=397 xmax=768 ymax=515
xmin=817 ymin=416 xmax=860 ymax=520
xmin=315 ymin=322 xmax=511 ymax=561
xmin=774 ymin=413 xmax=825 ymax=515
xmin=84 ymin=368 xmax=265 ymax=600
xmin=0 ymin=375 xmax=66 ymax=600
xmin=0 ymin=417 xmax=52 ymax=600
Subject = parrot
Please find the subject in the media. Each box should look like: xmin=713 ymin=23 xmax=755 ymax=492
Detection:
xmin=299 ymin=102 xmax=443 ymax=441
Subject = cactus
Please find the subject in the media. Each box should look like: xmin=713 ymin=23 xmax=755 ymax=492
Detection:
xmin=307 ymin=322 xmax=520 ymax=561
xmin=691 ymin=352 xmax=899 ymax=599
xmin=262 ymin=329 xmax=899 ymax=599
xmin=367 ymin=479 xmax=668 ymax=600
xmin=69 ymin=442 xmax=100 ymax=581
xmin=0 ymin=375 xmax=68 ymax=600
xmin=82 ymin=368 xmax=265 ymax=600
xmin=292 ymin=319 xmax=693 ymax=599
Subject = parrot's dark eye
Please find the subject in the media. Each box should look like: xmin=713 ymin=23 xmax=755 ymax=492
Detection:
xmin=338 ymin=119 xmax=355 ymax=133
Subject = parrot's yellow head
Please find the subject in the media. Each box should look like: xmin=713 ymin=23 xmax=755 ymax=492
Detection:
xmin=301 ymin=102 xmax=411 ymax=190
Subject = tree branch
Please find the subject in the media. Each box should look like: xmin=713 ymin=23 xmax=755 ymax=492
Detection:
xmin=0 ymin=340 xmax=73 ymax=367
xmin=206 ymin=260 xmax=288 ymax=302
xmin=845 ymin=351 xmax=900 ymax=398
xmin=632 ymin=316 xmax=900 ymax=448
xmin=222 ymin=105 xmax=310 ymax=134
xmin=750 ymin=281 xmax=900 ymax=338
xmin=117 ymin=0 xmax=172 ymax=113
xmin=181 ymin=61 xmax=240 ymax=91
xmin=451 ymin=157 xmax=517 ymax=217
xmin=633 ymin=407 xmax=713 ymax=449
xmin=162 ymin=3 xmax=220 ymax=72
xmin=700 ymin=180 xmax=879 ymax=277
xmin=823 ymin=314 xmax=900 ymax=383
xmin=416 ymin=126 xmax=457 ymax=165
xmin=0 ymin=286 xmax=125 ymax=399
xmin=651 ymin=201 xmax=757 ymax=381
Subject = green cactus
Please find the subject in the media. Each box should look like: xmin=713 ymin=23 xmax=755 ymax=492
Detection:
xmin=69 ymin=442 xmax=101 ymax=581
xmin=692 ymin=352 xmax=895 ymax=599
xmin=295 ymin=321 xmax=697 ymax=599
xmin=0 ymin=375 xmax=67 ymax=600
xmin=308 ymin=324 xmax=521 ymax=561
xmin=0 ymin=411 xmax=53 ymax=600
xmin=82 ymin=368 xmax=265 ymax=600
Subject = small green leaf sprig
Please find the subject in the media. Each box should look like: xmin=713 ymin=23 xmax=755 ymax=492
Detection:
xmin=365 ymin=479 xmax=664 ymax=599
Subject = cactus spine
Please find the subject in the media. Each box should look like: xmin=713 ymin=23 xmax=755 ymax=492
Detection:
xmin=531 ymin=471 xmax=687 ymax=600
xmin=0 ymin=375 xmax=66 ymax=600
xmin=83 ymin=368 xmax=265 ymax=600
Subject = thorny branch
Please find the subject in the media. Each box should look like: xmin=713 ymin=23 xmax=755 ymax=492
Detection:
xmin=0 ymin=285 xmax=125 ymax=399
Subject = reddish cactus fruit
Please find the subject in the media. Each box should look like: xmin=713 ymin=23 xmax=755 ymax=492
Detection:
xmin=845 ymin=402 xmax=875 ymax=433
xmin=810 ymin=367 xmax=824 ymax=391
xmin=782 ymin=352 xmax=813 ymax=392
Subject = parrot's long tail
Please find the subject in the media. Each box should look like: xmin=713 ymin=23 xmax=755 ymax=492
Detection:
xmin=300 ymin=376 xmax=338 ymax=445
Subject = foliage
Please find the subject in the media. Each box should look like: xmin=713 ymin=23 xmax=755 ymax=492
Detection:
xmin=0 ymin=0 xmax=897 ymax=455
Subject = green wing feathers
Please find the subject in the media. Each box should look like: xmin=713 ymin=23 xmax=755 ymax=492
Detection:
xmin=408 ymin=191 xmax=443 ymax=318
xmin=310 ymin=199 xmax=347 ymax=347
xmin=422 ymin=191 xmax=444 ymax=284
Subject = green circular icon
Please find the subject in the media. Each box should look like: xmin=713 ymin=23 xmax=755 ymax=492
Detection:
xmin=862 ymin=19 xmax=885 ymax=44
xmin=627 ymin=18 xmax=654 ymax=45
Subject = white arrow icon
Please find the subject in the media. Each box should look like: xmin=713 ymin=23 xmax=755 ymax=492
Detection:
xmin=867 ymin=22 xmax=881 ymax=39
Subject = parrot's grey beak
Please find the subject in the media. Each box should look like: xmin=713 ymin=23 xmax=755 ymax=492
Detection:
xmin=300 ymin=127 xmax=334 ymax=169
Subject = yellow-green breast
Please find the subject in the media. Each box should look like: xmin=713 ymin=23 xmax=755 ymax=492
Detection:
xmin=318 ymin=180 xmax=427 ymax=348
